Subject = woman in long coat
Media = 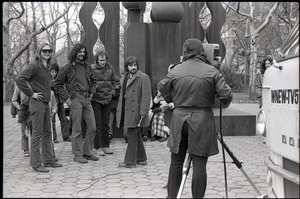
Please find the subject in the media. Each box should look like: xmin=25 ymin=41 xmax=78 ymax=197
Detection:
xmin=116 ymin=55 xmax=152 ymax=168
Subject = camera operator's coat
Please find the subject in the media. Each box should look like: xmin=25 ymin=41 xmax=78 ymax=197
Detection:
xmin=116 ymin=70 xmax=152 ymax=128
xmin=158 ymin=57 xmax=232 ymax=157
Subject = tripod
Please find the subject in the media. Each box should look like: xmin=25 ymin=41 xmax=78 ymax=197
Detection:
xmin=176 ymin=102 xmax=262 ymax=198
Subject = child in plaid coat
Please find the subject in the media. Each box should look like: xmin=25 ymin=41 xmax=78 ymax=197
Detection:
xmin=150 ymin=90 xmax=174 ymax=142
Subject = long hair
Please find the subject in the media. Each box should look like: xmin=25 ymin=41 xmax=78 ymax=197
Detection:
xmin=34 ymin=43 xmax=53 ymax=66
xmin=260 ymin=57 xmax=273 ymax=74
xmin=68 ymin=43 xmax=88 ymax=62
xmin=124 ymin=55 xmax=139 ymax=72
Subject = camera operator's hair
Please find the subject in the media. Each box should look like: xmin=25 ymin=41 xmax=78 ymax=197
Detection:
xmin=124 ymin=55 xmax=139 ymax=72
xmin=182 ymin=38 xmax=206 ymax=61
xmin=68 ymin=43 xmax=88 ymax=62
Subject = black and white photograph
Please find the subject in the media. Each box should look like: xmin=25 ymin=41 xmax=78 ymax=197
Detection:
xmin=2 ymin=2 xmax=299 ymax=198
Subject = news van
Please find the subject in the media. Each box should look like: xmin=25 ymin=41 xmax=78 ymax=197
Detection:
xmin=256 ymin=22 xmax=299 ymax=198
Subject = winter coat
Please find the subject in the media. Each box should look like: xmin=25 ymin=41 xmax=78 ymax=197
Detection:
xmin=157 ymin=56 xmax=232 ymax=157
xmin=91 ymin=62 xmax=118 ymax=105
xmin=54 ymin=61 xmax=96 ymax=103
xmin=116 ymin=70 xmax=152 ymax=128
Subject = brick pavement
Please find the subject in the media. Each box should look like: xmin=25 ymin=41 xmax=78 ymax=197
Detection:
xmin=2 ymin=104 xmax=269 ymax=198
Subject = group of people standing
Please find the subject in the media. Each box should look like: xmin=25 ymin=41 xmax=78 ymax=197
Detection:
xmin=12 ymin=37 xmax=234 ymax=198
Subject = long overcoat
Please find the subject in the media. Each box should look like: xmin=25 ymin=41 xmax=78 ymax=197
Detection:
xmin=116 ymin=70 xmax=152 ymax=128
xmin=158 ymin=57 xmax=232 ymax=157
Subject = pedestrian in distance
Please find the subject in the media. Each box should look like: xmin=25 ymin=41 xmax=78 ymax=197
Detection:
xmin=91 ymin=50 xmax=119 ymax=156
xmin=50 ymin=61 xmax=72 ymax=142
xmin=54 ymin=42 xmax=99 ymax=164
xmin=157 ymin=38 xmax=233 ymax=198
xmin=16 ymin=43 xmax=62 ymax=173
xmin=116 ymin=55 xmax=152 ymax=168
xmin=255 ymin=56 xmax=273 ymax=109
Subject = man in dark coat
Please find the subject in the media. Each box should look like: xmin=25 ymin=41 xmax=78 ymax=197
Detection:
xmin=91 ymin=50 xmax=118 ymax=156
xmin=157 ymin=38 xmax=233 ymax=198
xmin=116 ymin=55 xmax=152 ymax=168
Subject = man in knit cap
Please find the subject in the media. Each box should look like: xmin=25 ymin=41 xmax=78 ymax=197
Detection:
xmin=157 ymin=38 xmax=233 ymax=198
xmin=54 ymin=43 xmax=99 ymax=163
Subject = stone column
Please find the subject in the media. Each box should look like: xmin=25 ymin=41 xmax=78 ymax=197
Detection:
xmin=122 ymin=2 xmax=147 ymax=74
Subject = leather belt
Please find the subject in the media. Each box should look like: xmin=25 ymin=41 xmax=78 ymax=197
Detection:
xmin=76 ymin=91 xmax=89 ymax=98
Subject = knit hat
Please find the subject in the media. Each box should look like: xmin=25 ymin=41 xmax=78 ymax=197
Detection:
xmin=182 ymin=38 xmax=205 ymax=60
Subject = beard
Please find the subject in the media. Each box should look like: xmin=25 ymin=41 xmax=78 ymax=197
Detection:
xmin=129 ymin=69 xmax=137 ymax=75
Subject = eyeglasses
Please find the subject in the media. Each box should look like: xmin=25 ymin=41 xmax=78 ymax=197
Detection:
xmin=41 ymin=49 xmax=53 ymax=53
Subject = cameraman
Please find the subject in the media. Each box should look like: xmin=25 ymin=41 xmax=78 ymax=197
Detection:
xmin=157 ymin=38 xmax=232 ymax=198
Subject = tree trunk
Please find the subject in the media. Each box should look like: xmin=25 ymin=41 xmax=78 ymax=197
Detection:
xmin=3 ymin=2 xmax=12 ymax=102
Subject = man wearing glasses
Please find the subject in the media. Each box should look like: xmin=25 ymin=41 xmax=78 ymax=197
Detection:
xmin=16 ymin=43 xmax=62 ymax=172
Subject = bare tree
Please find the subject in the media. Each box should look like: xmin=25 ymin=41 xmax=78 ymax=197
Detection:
xmin=3 ymin=2 xmax=72 ymax=102
xmin=225 ymin=2 xmax=280 ymax=99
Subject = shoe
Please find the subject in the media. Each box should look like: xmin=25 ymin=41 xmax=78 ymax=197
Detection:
xmin=118 ymin=162 xmax=136 ymax=168
xmin=95 ymin=148 xmax=105 ymax=156
xmin=137 ymin=160 xmax=147 ymax=165
xmin=54 ymin=140 xmax=59 ymax=143
xmin=64 ymin=137 xmax=71 ymax=142
xmin=102 ymin=147 xmax=114 ymax=154
xmin=74 ymin=156 xmax=88 ymax=163
xmin=54 ymin=157 xmax=58 ymax=162
xmin=33 ymin=166 xmax=49 ymax=173
xmin=83 ymin=154 xmax=99 ymax=161
xmin=158 ymin=137 xmax=167 ymax=142
xmin=24 ymin=150 xmax=30 ymax=157
xmin=142 ymin=135 xmax=148 ymax=141
xmin=124 ymin=136 xmax=128 ymax=143
xmin=44 ymin=162 xmax=62 ymax=168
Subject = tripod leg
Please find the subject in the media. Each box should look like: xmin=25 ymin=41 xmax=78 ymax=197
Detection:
xmin=177 ymin=153 xmax=192 ymax=198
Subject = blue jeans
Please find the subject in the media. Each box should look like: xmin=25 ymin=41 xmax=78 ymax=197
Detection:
xmin=124 ymin=127 xmax=147 ymax=165
xmin=29 ymin=99 xmax=54 ymax=168
xmin=91 ymin=101 xmax=111 ymax=149
xmin=167 ymin=122 xmax=208 ymax=198
xmin=70 ymin=94 xmax=96 ymax=157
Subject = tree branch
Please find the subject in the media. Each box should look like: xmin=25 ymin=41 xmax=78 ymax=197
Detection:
xmin=224 ymin=2 xmax=251 ymax=18
xmin=4 ymin=2 xmax=25 ymax=29
xmin=7 ymin=4 xmax=72 ymax=70
xmin=256 ymin=2 xmax=280 ymax=34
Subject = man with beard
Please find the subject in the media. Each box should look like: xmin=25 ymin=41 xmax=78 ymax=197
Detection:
xmin=16 ymin=43 xmax=62 ymax=172
xmin=116 ymin=55 xmax=152 ymax=168
xmin=54 ymin=43 xmax=99 ymax=163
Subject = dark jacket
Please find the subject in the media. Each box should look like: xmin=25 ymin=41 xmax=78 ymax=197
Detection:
xmin=16 ymin=43 xmax=52 ymax=103
xmin=116 ymin=70 xmax=152 ymax=128
xmin=158 ymin=56 xmax=232 ymax=157
xmin=54 ymin=61 xmax=96 ymax=103
xmin=91 ymin=62 xmax=118 ymax=105
xmin=16 ymin=60 xmax=51 ymax=103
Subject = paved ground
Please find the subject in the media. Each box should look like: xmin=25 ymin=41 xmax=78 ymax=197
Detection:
xmin=2 ymin=103 xmax=269 ymax=198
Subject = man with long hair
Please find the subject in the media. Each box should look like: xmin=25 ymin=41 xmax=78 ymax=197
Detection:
xmin=54 ymin=43 xmax=98 ymax=163
xmin=16 ymin=43 xmax=62 ymax=172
